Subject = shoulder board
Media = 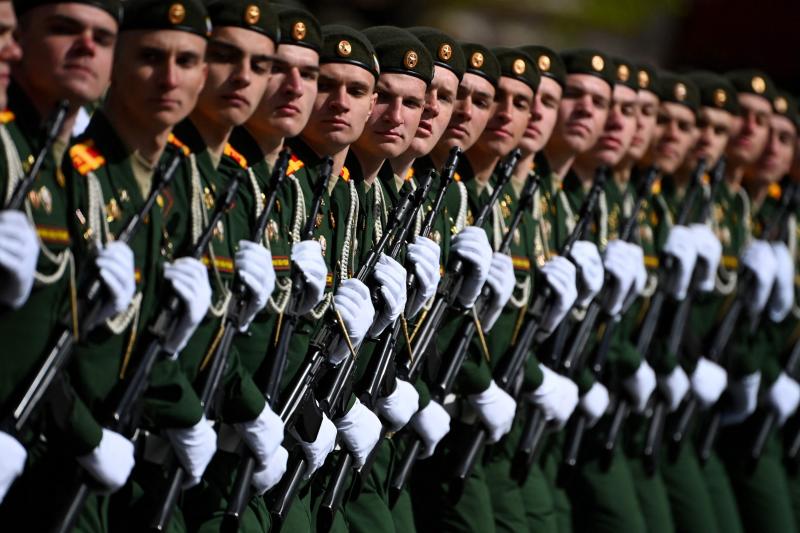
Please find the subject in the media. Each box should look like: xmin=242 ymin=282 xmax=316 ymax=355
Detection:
xmin=224 ymin=143 xmax=248 ymax=169
xmin=512 ymin=256 xmax=531 ymax=271
xmin=0 ymin=110 xmax=15 ymax=125
xmin=651 ymin=179 xmax=661 ymax=195
xmin=454 ymin=171 xmax=461 ymax=182
xmin=340 ymin=166 xmax=350 ymax=182
xmin=405 ymin=167 xmax=414 ymax=181
xmin=69 ymin=141 xmax=106 ymax=176
xmin=167 ymin=133 xmax=191 ymax=156
xmin=287 ymin=154 xmax=305 ymax=176
xmin=769 ymin=183 xmax=782 ymax=200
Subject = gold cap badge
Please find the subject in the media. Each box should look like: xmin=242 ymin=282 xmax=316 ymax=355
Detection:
xmin=168 ymin=3 xmax=186 ymax=25
xmin=439 ymin=43 xmax=452 ymax=62
xmin=404 ymin=50 xmax=419 ymax=69
xmin=775 ymin=96 xmax=789 ymax=114
xmin=538 ymin=55 xmax=551 ymax=72
xmin=752 ymin=76 xmax=766 ymax=94
xmin=513 ymin=58 xmax=526 ymax=75
xmin=591 ymin=55 xmax=604 ymax=72
xmin=292 ymin=21 xmax=306 ymax=41
xmin=244 ymin=4 xmax=260 ymax=25
xmin=617 ymin=64 xmax=630 ymax=82
xmin=674 ymin=82 xmax=687 ymax=102
xmin=337 ymin=40 xmax=352 ymax=57
xmin=470 ymin=52 xmax=484 ymax=69
xmin=714 ymin=88 xmax=727 ymax=107
xmin=638 ymin=69 xmax=650 ymax=89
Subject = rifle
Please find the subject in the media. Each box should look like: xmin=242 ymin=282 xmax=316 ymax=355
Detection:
xmin=221 ymin=156 xmax=332 ymax=532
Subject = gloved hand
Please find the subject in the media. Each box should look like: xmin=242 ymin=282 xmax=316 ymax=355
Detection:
xmin=406 ymin=236 xmax=441 ymax=319
xmin=235 ymin=240 xmax=275 ymax=331
xmin=527 ymin=365 xmax=579 ymax=429
xmin=377 ymin=379 xmax=420 ymax=431
xmin=410 ymin=401 xmax=451 ymax=458
xmin=661 ymin=225 xmax=698 ymax=300
xmin=569 ymin=240 xmax=604 ymax=307
xmin=468 ymin=380 xmax=516 ymax=443
xmin=768 ymin=242 xmax=794 ymax=323
xmin=538 ymin=257 xmax=578 ymax=338
xmin=480 ymin=253 xmax=515 ymax=331
xmin=368 ymin=254 xmax=407 ymax=338
xmin=251 ymin=445 xmax=288 ymax=495
xmin=329 ymin=278 xmax=375 ymax=365
xmin=721 ymin=371 xmax=761 ymax=426
xmin=0 ymin=210 xmax=39 ymax=309
xmin=768 ymin=372 xmax=800 ymax=426
xmin=625 ymin=243 xmax=647 ymax=306
xmin=691 ymin=357 xmax=727 ymax=408
xmin=291 ymin=240 xmax=328 ymax=315
xmin=298 ymin=414 xmax=337 ymax=479
xmin=162 ymin=257 xmax=212 ymax=354
xmin=233 ymin=403 xmax=284 ymax=466
xmin=76 ymin=429 xmax=135 ymax=493
xmin=335 ymin=398 xmax=382 ymax=468
xmin=579 ymin=382 xmax=610 ymax=427
xmin=602 ymin=240 xmax=637 ymax=316
xmin=450 ymin=226 xmax=493 ymax=308
xmin=660 ymin=366 xmax=690 ymax=412
xmin=0 ymin=431 xmax=26 ymax=504
xmin=623 ymin=361 xmax=657 ymax=413
xmin=689 ymin=224 xmax=722 ymax=293
xmin=166 ymin=415 xmax=217 ymax=488
xmin=94 ymin=241 xmax=136 ymax=324
xmin=741 ymin=240 xmax=777 ymax=316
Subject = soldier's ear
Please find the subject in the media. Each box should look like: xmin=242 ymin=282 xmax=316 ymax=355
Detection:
xmin=366 ymin=91 xmax=377 ymax=123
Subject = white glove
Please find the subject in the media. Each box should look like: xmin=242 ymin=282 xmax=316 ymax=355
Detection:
xmin=298 ymin=414 xmax=337 ymax=479
xmin=691 ymin=357 xmax=728 ymax=409
xmin=235 ymin=240 xmax=275 ymax=331
xmin=579 ymin=382 xmax=610 ymax=427
xmin=335 ymin=398 xmax=382 ymax=468
xmin=76 ymin=429 xmax=135 ymax=493
xmin=95 ymin=241 xmax=136 ymax=324
xmin=468 ymin=380 xmax=516 ymax=443
xmin=0 ymin=210 xmax=39 ymax=309
xmin=233 ymin=403 xmax=284 ymax=466
xmin=328 ymin=278 xmax=375 ymax=365
xmin=768 ymin=372 xmax=800 ymax=426
xmin=0 ymin=432 xmax=26 ymax=504
xmin=450 ymin=226 xmax=493 ymax=308
xmin=623 ymin=361 xmax=657 ymax=413
xmin=689 ymin=224 xmax=722 ymax=293
xmin=721 ymin=372 xmax=761 ymax=426
xmin=480 ymin=253 xmax=515 ymax=331
xmin=741 ymin=240 xmax=777 ymax=316
xmin=251 ymin=445 xmax=288 ymax=495
xmin=376 ymin=378 xmax=420 ymax=431
xmin=660 ymin=366 xmax=690 ymax=412
xmin=410 ymin=401 xmax=451 ymax=458
xmin=538 ymin=257 xmax=578 ymax=338
xmin=166 ymin=415 xmax=217 ymax=488
xmin=406 ymin=236 xmax=441 ymax=319
xmin=569 ymin=240 xmax=604 ymax=307
xmin=768 ymin=242 xmax=794 ymax=323
xmin=527 ymin=365 xmax=579 ymax=429
xmin=291 ymin=240 xmax=327 ymax=315
xmin=626 ymin=243 xmax=648 ymax=304
xmin=162 ymin=257 xmax=212 ymax=354
xmin=602 ymin=240 xmax=637 ymax=315
xmin=368 ymin=254 xmax=407 ymax=338
xmin=661 ymin=225 xmax=699 ymax=301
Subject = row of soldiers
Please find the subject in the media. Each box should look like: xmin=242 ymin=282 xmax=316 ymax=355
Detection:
xmin=0 ymin=0 xmax=798 ymax=532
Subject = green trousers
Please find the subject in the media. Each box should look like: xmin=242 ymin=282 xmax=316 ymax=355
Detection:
xmin=342 ymin=439 xmax=396 ymax=533
xmin=540 ymin=432 xmax=573 ymax=533
xmin=484 ymin=417 xmax=528 ymax=533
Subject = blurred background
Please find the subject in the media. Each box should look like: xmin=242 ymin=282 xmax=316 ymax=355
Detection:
xmin=285 ymin=0 xmax=800 ymax=93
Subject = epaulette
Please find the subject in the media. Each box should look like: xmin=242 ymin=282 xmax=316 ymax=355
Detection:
xmin=651 ymin=179 xmax=662 ymax=195
xmin=768 ymin=182 xmax=782 ymax=200
xmin=224 ymin=143 xmax=248 ymax=169
xmin=70 ymin=141 xmax=106 ymax=176
xmin=287 ymin=153 xmax=305 ymax=176
xmin=340 ymin=166 xmax=351 ymax=182
xmin=0 ymin=110 xmax=15 ymax=125
xmin=167 ymin=133 xmax=191 ymax=156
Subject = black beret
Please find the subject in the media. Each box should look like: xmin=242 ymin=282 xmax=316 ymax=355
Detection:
xmin=460 ymin=42 xmax=500 ymax=87
xmin=725 ymin=69 xmax=777 ymax=102
xmin=362 ymin=27 xmax=434 ymax=85
xmin=14 ymin=0 xmax=122 ymax=22
xmin=206 ymin=0 xmax=279 ymax=43
xmin=122 ymin=0 xmax=210 ymax=38
xmin=773 ymin=90 xmax=800 ymax=132
xmin=518 ymin=45 xmax=565 ymax=88
xmin=658 ymin=72 xmax=700 ymax=114
xmin=275 ymin=4 xmax=321 ymax=52
xmin=407 ymin=27 xmax=465 ymax=81
xmin=320 ymin=25 xmax=379 ymax=80
xmin=611 ymin=57 xmax=638 ymax=91
xmin=686 ymin=71 xmax=739 ymax=115
xmin=635 ymin=63 xmax=659 ymax=94
xmin=560 ymin=49 xmax=615 ymax=87
xmin=491 ymin=47 xmax=539 ymax=92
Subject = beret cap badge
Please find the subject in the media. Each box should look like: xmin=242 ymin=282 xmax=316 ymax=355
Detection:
xmin=674 ymin=82 xmax=687 ymax=101
xmin=638 ymin=69 xmax=650 ymax=89
xmin=404 ymin=50 xmax=419 ymax=69
xmin=714 ymin=88 xmax=727 ymax=107
xmin=337 ymin=40 xmax=352 ymax=57
xmin=591 ymin=55 xmax=604 ymax=72
xmin=470 ymin=52 xmax=484 ymax=68
xmin=513 ymin=58 xmax=526 ymax=75
xmin=617 ymin=64 xmax=630 ymax=82
xmin=751 ymin=76 xmax=766 ymax=94
xmin=244 ymin=4 xmax=260 ymax=25
xmin=168 ymin=3 xmax=186 ymax=25
xmin=292 ymin=21 xmax=307 ymax=41
xmin=775 ymin=96 xmax=789 ymax=114
xmin=538 ymin=55 xmax=551 ymax=72
xmin=439 ymin=43 xmax=452 ymax=62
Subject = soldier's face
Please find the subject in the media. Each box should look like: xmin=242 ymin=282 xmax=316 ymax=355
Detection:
xmin=519 ymin=76 xmax=561 ymax=156
xmin=477 ymin=76 xmax=533 ymax=158
xmin=302 ymin=63 xmax=376 ymax=155
xmin=354 ymin=72 xmax=427 ymax=160
xmin=592 ymin=84 xmax=637 ymax=166
xmin=437 ymin=72 xmax=495 ymax=153
xmin=406 ymin=65 xmax=459 ymax=158
xmin=194 ymin=27 xmax=275 ymax=130
xmin=249 ymin=43 xmax=319 ymax=139
xmin=686 ymin=106 xmax=734 ymax=170
xmin=727 ymin=93 xmax=772 ymax=166
xmin=109 ymin=30 xmax=208 ymax=131
xmin=14 ymin=4 xmax=116 ymax=106
xmin=628 ymin=89 xmax=659 ymax=160
xmin=753 ymin=114 xmax=796 ymax=183
xmin=648 ymin=102 xmax=697 ymax=174
xmin=0 ymin=3 xmax=20 ymax=109
xmin=551 ymin=74 xmax=611 ymax=156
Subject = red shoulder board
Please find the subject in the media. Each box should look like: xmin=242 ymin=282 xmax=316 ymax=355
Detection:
xmin=287 ymin=153 xmax=305 ymax=176
xmin=340 ymin=166 xmax=350 ymax=182
xmin=69 ymin=141 xmax=106 ymax=176
xmin=167 ymin=133 xmax=191 ymax=156
xmin=0 ymin=110 xmax=15 ymax=125
xmin=224 ymin=143 xmax=248 ymax=169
